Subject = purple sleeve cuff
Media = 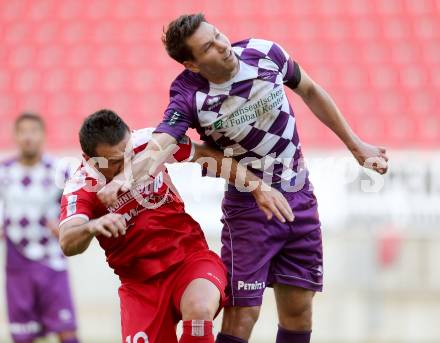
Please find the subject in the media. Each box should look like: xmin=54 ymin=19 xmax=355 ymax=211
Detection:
xmin=154 ymin=122 xmax=185 ymax=140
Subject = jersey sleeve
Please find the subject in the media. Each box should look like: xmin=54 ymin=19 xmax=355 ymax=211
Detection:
xmin=267 ymin=42 xmax=301 ymax=89
xmin=155 ymin=81 xmax=196 ymax=141
xmin=131 ymin=129 xmax=194 ymax=163
xmin=59 ymin=185 xmax=96 ymax=227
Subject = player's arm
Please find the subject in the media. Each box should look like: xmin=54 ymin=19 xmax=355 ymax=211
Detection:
xmin=59 ymin=213 xmax=126 ymax=256
xmin=289 ymin=65 xmax=388 ymax=174
xmin=191 ymin=143 xmax=294 ymax=223
xmin=97 ymin=132 xmax=177 ymax=206
xmin=99 ymin=85 xmax=193 ymax=205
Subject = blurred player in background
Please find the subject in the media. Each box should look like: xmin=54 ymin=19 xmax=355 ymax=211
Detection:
xmin=99 ymin=13 xmax=389 ymax=343
xmin=59 ymin=110 xmax=291 ymax=343
xmin=0 ymin=113 xmax=79 ymax=343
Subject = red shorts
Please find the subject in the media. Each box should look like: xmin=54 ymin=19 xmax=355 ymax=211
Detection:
xmin=118 ymin=250 xmax=227 ymax=343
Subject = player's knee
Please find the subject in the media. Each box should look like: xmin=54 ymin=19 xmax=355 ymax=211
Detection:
xmin=222 ymin=306 xmax=260 ymax=335
xmin=181 ymin=298 xmax=217 ymax=320
xmin=279 ymin=302 xmax=313 ymax=331
xmin=240 ymin=307 xmax=260 ymax=325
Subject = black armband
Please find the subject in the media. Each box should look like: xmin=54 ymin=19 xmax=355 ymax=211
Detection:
xmin=284 ymin=61 xmax=301 ymax=90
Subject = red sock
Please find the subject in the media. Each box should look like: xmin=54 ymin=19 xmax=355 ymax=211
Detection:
xmin=179 ymin=320 xmax=214 ymax=343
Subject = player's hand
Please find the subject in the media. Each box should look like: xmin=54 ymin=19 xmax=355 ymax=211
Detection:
xmin=87 ymin=213 xmax=126 ymax=238
xmin=251 ymin=184 xmax=294 ymax=223
xmin=97 ymin=177 xmax=131 ymax=207
xmin=350 ymin=141 xmax=389 ymax=175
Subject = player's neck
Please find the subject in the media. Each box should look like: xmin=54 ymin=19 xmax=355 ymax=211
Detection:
xmin=204 ymin=59 xmax=240 ymax=84
xmin=19 ymin=153 xmax=42 ymax=167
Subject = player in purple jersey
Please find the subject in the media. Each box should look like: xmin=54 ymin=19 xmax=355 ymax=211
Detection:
xmin=0 ymin=113 xmax=79 ymax=343
xmin=99 ymin=14 xmax=389 ymax=343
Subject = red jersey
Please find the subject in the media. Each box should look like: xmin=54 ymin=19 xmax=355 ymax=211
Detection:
xmin=60 ymin=128 xmax=209 ymax=281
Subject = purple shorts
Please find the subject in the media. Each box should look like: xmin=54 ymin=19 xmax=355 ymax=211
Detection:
xmin=220 ymin=185 xmax=323 ymax=307
xmin=6 ymin=261 xmax=77 ymax=341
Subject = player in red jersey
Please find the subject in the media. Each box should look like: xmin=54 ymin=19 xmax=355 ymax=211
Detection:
xmin=59 ymin=109 xmax=292 ymax=343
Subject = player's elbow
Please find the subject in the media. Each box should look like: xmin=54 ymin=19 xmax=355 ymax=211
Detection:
xmin=300 ymin=82 xmax=320 ymax=101
xmin=62 ymin=249 xmax=75 ymax=257
xmin=59 ymin=237 xmax=79 ymax=257
xmin=59 ymin=239 xmax=72 ymax=256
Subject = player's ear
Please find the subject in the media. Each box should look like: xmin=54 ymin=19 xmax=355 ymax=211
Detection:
xmin=183 ymin=60 xmax=200 ymax=73
xmin=82 ymin=153 xmax=90 ymax=161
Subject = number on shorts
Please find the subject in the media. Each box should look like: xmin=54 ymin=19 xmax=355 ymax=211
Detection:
xmin=126 ymin=331 xmax=148 ymax=343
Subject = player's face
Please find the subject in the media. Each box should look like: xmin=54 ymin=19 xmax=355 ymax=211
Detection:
xmin=184 ymin=22 xmax=238 ymax=80
xmin=14 ymin=119 xmax=45 ymax=159
xmin=93 ymin=131 xmax=131 ymax=181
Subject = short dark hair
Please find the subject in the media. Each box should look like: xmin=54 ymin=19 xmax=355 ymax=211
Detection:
xmin=79 ymin=109 xmax=129 ymax=157
xmin=15 ymin=112 xmax=45 ymax=131
xmin=162 ymin=13 xmax=207 ymax=63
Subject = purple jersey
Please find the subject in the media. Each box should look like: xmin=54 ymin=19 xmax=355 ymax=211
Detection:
xmin=156 ymin=38 xmax=307 ymax=194
xmin=0 ymin=155 xmax=68 ymax=271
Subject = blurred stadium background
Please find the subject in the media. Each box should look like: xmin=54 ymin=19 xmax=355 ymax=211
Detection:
xmin=0 ymin=0 xmax=439 ymax=342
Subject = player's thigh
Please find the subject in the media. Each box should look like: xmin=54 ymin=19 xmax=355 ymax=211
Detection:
xmin=180 ymin=278 xmax=221 ymax=320
xmin=268 ymin=228 xmax=323 ymax=292
xmin=172 ymin=250 xmax=227 ymax=319
xmin=221 ymin=196 xmax=286 ymax=307
xmin=268 ymin=188 xmax=323 ymax=292
xmin=119 ymin=281 xmax=178 ymax=343
xmin=35 ymin=269 xmax=77 ymax=334
xmin=6 ymin=269 xmax=41 ymax=341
